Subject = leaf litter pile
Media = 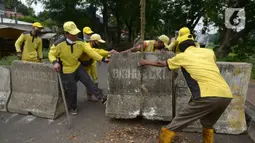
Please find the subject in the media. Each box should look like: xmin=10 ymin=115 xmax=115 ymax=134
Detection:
xmin=98 ymin=124 xmax=196 ymax=143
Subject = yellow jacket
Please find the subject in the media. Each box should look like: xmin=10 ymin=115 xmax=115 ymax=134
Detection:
xmin=15 ymin=32 xmax=43 ymax=62
xmin=79 ymin=42 xmax=109 ymax=66
xmin=167 ymin=46 xmax=233 ymax=99
xmin=48 ymin=37 xmax=103 ymax=74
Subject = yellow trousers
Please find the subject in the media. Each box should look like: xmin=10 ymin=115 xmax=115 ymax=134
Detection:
xmin=84 ymin=61 xmax=98 ymax=83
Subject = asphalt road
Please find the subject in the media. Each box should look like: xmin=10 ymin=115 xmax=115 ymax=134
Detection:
xmin=0 ymin=63 xmax=253 ymax=143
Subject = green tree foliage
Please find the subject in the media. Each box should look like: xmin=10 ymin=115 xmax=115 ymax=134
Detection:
xmin=18 ymin=15 xmax=38 ymax=23
xmin=27 ymin=0 xmax=255 ymax=61
xmin=4 ymin=0 xmax=35 ymax=16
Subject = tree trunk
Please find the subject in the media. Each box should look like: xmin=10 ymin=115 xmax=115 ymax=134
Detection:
xmin=215 ymin=29 xmax=233 ymax=58
xmin=128 ymin=25 xmax=132 ymax=42
xmin=102 ymin=0 xmax=109 ymax=45
xmin=125 ymin=19 xmax=133 ymax=43
xmin=116 ymin=14 xmax=121 ymax=44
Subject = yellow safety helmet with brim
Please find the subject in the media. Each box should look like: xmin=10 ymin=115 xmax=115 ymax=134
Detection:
xmin=177 ymin=27 xmax=191 ymax=39
xmin=175 ymin=33 xmax=194 ymax=53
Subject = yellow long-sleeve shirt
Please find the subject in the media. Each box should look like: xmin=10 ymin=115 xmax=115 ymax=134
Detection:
xmin=48 ymin=37 xmax=103 ymax=74
xmin=79 ymin=42 xmax=109 ymax=64
xmin=15 ymin=32 xmax=43 ymax=62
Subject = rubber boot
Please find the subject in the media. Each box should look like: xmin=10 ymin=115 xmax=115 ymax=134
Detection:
xmin=158 ymin=127 xmax=176 ymax=143
xmin=203 ymin=127 xmax=214 ymax=143
xmin=87 ymin=83 xmax=99 ymax=102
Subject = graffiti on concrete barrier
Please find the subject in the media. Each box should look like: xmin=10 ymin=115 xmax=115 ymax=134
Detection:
xmin=112 ymin=69 xmax=140 ymax=79
xmin=12 ymin=69 xmax=56 ymax=83
xmin=112 ymin=68 xmax=166 ymax=80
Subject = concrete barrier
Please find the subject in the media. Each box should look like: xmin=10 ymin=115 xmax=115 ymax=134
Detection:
xmin=0 ymin=66 xmax=11 ymax=112
xmin=106 ymin=52 xmax=174 ymax=121
xmin=141 ymin=54 xmax=173 ymax=121
xmin=7 ymin=61 xmax=65 ymax=119
xmin=178 ymin=62 xmax=252 ymax=134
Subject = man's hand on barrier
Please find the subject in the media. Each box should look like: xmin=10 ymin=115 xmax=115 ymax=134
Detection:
xmin=53 ymin=62 xmax=61 ymax=72
xmin=139 ymin=59 xmax=148 ymax=66
xmin=102 ymin=58 xmax=110 ymax=63
xmin=109 ymin=49 xmax=119 ymax=55
xmin=38 ymin=59 xmax=43 ymax=63
xmin=17 ymin=52 xmax=22 ymax=59
xmin=121 ymin=50 xmax=131 ymax=54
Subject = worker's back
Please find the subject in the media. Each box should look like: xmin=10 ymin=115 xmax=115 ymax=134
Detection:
xmin=176 ymin=46 xmax=233 ymax=99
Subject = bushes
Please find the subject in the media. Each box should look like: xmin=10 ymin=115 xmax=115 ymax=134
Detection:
xmin=0 ymin=55 xmax=19 ymax=65
xmin=42 ymin=48 xmax=49 ymax=59
xmin=0 ymin=49 xmax=49 ymax=65
xmin=217 ymin=54 xmax=255 ymax=80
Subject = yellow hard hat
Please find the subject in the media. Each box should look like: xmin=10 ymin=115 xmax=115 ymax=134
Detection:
xmin=158 ymin=35 xmax=169 ymax=47
xmin=178 ymin=34 xmax=194 ymax=44
xmin=63 ymin=21 xmax=81 ymax=35
xmin=177 ymin=27 xmax=191 ymax=40
xmin=90 ymin=33 xmax=105 ymax=43
xmin=32 ymin=22 xmax=43 ymax=28
xmin=175 ymin=33 xmax=194 ymax=53
xmin=83 ymin=27 xmax=94 ymax=34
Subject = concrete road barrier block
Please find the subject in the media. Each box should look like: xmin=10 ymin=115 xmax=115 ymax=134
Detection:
xmin=106 ymin=53 xmax=142 ymax=119
xmin=178 ymin=62 xmax=252 ymax=134
xmin=106 ymin=94 xmax=141 ymax=119
xmin=141 ymin=53 xmax=174 ymax=121
xmin=142 ymin=95 xmax=172 ymax=121
xmin=0 ymin=66 xmax=11 ymax=112
xmin=214 ymin=62 xmax=252 ymax=134
xmin=108 ymin=53 xmax=142 ymax=94
xmin=106 ymin=52 xmax=174 ymax=121
xmin=7 ymin=61 xmax=65 ymax=119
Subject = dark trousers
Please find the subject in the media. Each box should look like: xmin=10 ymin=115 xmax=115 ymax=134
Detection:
xmin=61 ymin=65 xmax=104 ymax=109
xmin=166 ymin=97 xmax=232 ymax=131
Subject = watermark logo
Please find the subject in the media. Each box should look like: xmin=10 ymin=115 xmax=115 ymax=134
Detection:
xmin=225 ymin=8 xmax=245 ymax=31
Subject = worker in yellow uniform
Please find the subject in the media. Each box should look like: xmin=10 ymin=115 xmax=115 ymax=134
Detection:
xmin=139 ymin=32 xmax=233 ymax=143
xmin=121 ymin=35 xmax=169 ymax=53
xmin=167 ymin=27 xmax=199 ymax=53
xmin=48 ymin=21 xmax=109 ymax=115
xmin=83 ymin=26 xmax=94 ymax=42
xmin=15 ymin=22 xmax=44 ymax=62
xmin=80 ymin=33 xmax=118 ymax=101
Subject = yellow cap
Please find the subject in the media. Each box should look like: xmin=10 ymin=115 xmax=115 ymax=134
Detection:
xmin=32 ymin=22 xmax=43 ymax=28
xmin=90 ymin=34 xmax=105 ymax=43
xmin=178 ymin=34 xmax=194 ymax=44
xmin=158 ymin=35 xmax=169 ymax=47
xmin=63 ymin=21 xmax=81 ymax=35
xmin=177 ymin=27 xmax=191 ymax=40
xmin=83 ymin=27 xmax=94 ymax=34
xmin=175 ymin=33 xmax=194 ymax=53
